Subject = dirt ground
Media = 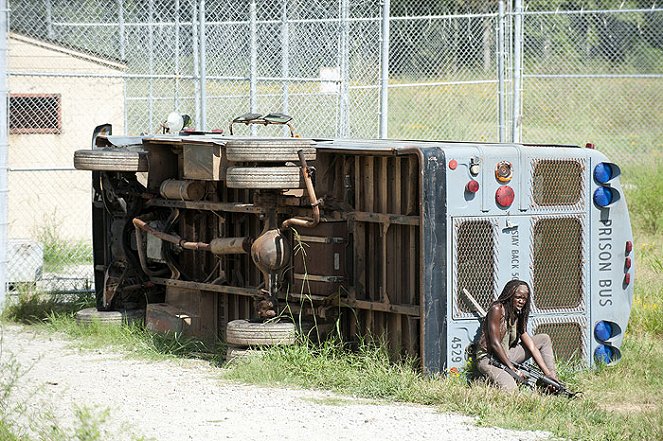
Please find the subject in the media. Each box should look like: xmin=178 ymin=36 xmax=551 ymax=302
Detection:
xmin=1 ymin=324 xmax=551 ymax=441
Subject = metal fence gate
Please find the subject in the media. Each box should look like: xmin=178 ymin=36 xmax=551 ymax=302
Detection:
xmin=1 ymin=0 xmax=661 ymax=296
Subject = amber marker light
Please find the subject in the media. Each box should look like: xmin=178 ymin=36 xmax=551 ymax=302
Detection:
xmin=495 ymin=160 xmax=513 ymax=182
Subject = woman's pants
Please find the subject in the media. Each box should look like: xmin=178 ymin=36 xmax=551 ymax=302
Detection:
xmin=476 ymin=333 xmax=556 ymax=392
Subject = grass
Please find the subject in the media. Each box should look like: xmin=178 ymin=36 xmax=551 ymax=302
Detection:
xmin=221 ymin=333 xmax=663 ymax=441
xmin=44 ymin=313 xmax=213 ymax=361
xmin=222 ymin=164 xmax=663 ymax=440
xmin=34 ymin=211 xmax=93 ymax=272
xmin=2 ymin=167 xmax=662 ymax=440
xmin=623 ymin=162 xmax=663 ymax=236
xmin=2 ymin=287 xmax=95 ymax=324
xmin=3 ymin=244 xmax=661 ymax=441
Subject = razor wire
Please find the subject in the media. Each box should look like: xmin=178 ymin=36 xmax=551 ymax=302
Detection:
xmin=3 ymin=0 xmax=662 ymax=294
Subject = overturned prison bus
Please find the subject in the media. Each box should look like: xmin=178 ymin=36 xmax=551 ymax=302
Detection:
xmin=73 ymin=113 xmax=634 ymax=373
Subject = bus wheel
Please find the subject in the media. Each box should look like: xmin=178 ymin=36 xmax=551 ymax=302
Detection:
xmin=225 ymin=167 xmax=304 ymax=189
xmin=225 ymin=138 xmax=316 ymax=162
xmin=75 ymin=307 xmax=144 ymax=326
xmin=74 ymin=148 xmax=148 ymax=172
xmin=225 ymin=319 xmax=310 ymax=346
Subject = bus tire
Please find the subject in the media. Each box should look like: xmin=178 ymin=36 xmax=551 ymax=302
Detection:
xmin=225 ymin=319 xmax=310 ymax=346
xmin=75 ymin=307 xmax=144 ymax=326
xmin=225 ymin=167 xmax=304 ymax=189
xmin=225 ymin=138 xmax=316 ymax=162
xmin=74 ymin=149 xmax=148 ymax=172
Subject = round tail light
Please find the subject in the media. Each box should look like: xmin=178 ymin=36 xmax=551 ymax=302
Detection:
xmin=465 ymin=180 xmax=479 ymax=193
xmin=495 ymin=186 xmax=515 ymax=207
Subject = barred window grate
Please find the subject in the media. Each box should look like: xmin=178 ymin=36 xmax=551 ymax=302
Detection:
xmin=9 ymin=94 xmax=62 ymax=134
xmin=531 ymin=160 xmax=583 ymax=207
xmin=532 ymin=217 xmax=584 ymax=311
xmin=455 ymin=219 xmax=496 ymax=317
xmin=532 ymin=320 xmax=586 ymax=363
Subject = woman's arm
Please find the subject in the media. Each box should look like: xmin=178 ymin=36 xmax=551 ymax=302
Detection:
xmin=520 ymin=332 xmax=557 ymax=379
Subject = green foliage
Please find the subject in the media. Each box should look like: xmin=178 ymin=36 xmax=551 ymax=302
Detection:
xmin=628 ymin=231 xmax=663 ymax=336
xmin=42 ymin=313 xmax=210 ymax=361
xmin=2 ymin=291 xmax=210 ymax=361
xmin=70 ymin=407 xmax=110 ymax=441
xmin=1 ymin=288 xmax=94 ymax=324
xmin=34 ymin=211 xmax=93 ymax=272
xmin=623 ymin=163 xmax=663 ymax=235
xmin=226 ymin=338 xmax=423 ymax=400
xmin=614 ymin=163 xmax=663 ymax=340
xmin=225 ymin=331 xmax=663 ymax=441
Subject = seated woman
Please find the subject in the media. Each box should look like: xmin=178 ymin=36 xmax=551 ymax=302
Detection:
xmin=476 ymin=279 xmax=558 ymax=392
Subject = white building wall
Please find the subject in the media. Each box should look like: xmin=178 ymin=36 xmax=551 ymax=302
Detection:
xmin=8 ymin=35 xmax=125 ymax=241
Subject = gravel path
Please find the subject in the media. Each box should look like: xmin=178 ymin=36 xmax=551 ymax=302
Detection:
xmin=1 ymin=324 xmax=551 ymax=441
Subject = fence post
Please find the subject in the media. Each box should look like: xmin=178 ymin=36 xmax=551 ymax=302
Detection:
xmin=117 ymin=0 xmax=128 ymax=133
xmin=44 ymin=0 xmax=54 ymax=39
xmin=192 ymin=0 xmax=200 ymax=129
xmin=511 ymin=0 xmax=523 ymax=143
xmin=117 ymin=0 xmax=125 ymax=60
xmin=498 ymin=0 xmax=506 ymax=143
xmin=249 ymin=0 xmax=257 ymax=135
xmin=281 ymin=0 xmax=289 ymax=126
xmin=199 ymin=0 xmax=207 ymax=130
xmin=0 ymin=0 xmax=8 ymax=305
xmin=379 ymin=0 xmax=390 ymax=139
xmin=338 ymin=0 xmax=350 ymax=138
xmin=175 ymin=0 xmax=180 ymax=110
xmin=148 ymin=0 xmax=154 ymax=132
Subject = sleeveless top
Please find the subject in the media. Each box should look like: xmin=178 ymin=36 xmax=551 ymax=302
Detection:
xmin=476 ymin=308 xmax=519 ymax=360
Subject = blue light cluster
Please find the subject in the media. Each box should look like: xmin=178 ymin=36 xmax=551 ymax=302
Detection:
xmin=593 ymin=162 xmax=614 ymax=184
xmin=594 ymin=321 xmax=618 ymax=364
xmin=593 ymin=162 xmax=620 ymax=208
xmin=594 ymin=321 xmax=613 ymax=341
xmin=594 ymin=345 xmax=613 ymax=364
xmin=593 ymin=187 xmax=614 ymax=207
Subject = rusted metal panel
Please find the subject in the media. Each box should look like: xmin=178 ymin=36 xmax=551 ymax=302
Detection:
xmin=159 ymin=285 xmax=217 ymax=344
xmin=292 ymin=221 xmax=348 ymax=297
xmin=146 ymin=302 xmax=190 ymax=334
xmin=145 ymin=287 xmax=216 ymax=346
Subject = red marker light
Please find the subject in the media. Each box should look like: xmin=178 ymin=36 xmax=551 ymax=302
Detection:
xmin=585 ymin=143 xmax=596 ymax=149
xmin=465 ymin=180 xmax=479 ymax=193
xmin=625 ymin=241 xmax=633 ymax=254
xmin=624 ymin=273 xmax=631 ymax=285
xmin=495 ymin=186 xmax=515 ymax=207
xmin=449 ymin=159 xmax=458 ymax=170
xmin=625 ymin=257 xmax=632 ymax=269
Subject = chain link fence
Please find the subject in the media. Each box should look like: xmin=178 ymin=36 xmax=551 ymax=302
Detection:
xmin=3 ymin=0 xmax=662 ymax=294
xmin=520 ymin=7 xmax=663 ymax=159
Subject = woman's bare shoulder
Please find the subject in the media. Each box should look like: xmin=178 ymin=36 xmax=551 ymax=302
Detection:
xmin=486 ymin=303 xmax=504 ymax=319
xmin=488 ymin=303 xmax=504 ymax=313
